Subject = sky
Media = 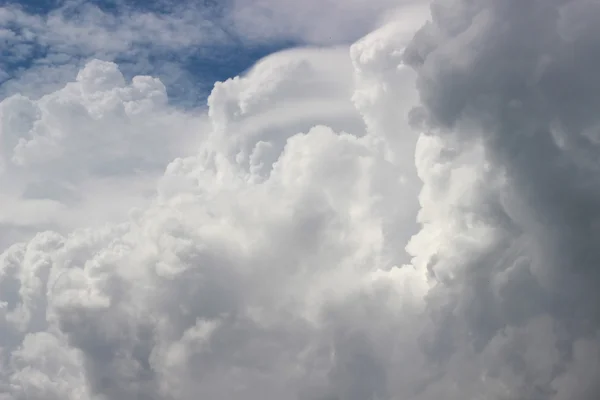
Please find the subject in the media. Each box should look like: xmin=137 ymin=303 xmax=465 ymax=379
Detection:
xmin=0 ymin=0 xmax=297 ymax=105
xmin=1 ymin=0 xmax=600 ymax=399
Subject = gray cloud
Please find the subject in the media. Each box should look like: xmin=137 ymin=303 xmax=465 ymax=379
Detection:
xmin=405 ymin=0 xmax=600 ymax=397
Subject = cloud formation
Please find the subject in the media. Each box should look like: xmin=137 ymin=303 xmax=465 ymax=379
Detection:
xmin=2 ymin=0 xmax=600 ymax=399
xmin=0 ymin=59 xmax=203 ymax=249
xmin=403 ymin=0 xmax=600 ymax=397
xmin=0 ymin=0 xmax=420 ymax=103
xmin=0 ymin=17 xmax=425 ymax=399
xmin=0 ymin=1 xmax=231 ymax=102
xmin=228 ymin=0 xmax=428 ymax=45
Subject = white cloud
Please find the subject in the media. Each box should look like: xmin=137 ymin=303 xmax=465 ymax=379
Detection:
xmin=228 ymin=0 xmax=429 ymax=45
xmin=2 ymin=0 xmax=600 ymax=399
xmin=0 ymin=16 xmax=426 ymax=399
xmin=0 ymin=59 xmax=206 ymax=250
xmin=0 ymin=2 xmax=228 ymax=100
xmin=0 ymin=0 xmax=430 ymax=101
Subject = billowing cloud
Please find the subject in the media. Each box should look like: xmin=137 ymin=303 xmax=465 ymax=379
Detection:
xmin=402 ymin=0 xmax=600 ymax=397
xmin=2 ymin=0 xmax=600 ymax=399
xmin=0 ymin=18 xmax=426 ymax=399
xmin=0 ymin=59 xmax=204 ymax=249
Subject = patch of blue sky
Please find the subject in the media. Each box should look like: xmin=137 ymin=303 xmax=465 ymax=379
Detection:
xmin=3 ymin=0 xmax=62 ymax=14
xmin=0 ymin=0 xmax=297 ymax=107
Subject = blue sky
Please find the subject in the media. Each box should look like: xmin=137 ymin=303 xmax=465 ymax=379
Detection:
xmin=0 ymin=0 xmax=299 ymax=106
xmin=0 ymin=0 xmax=404 ymax=107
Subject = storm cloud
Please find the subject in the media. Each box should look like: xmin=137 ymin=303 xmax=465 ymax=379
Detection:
xmin=1 ymin=0 xmax=599 ymax=399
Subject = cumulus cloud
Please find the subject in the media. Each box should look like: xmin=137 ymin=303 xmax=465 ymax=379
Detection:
xmin=0 ymin=16 xmax=427 ymax=399
xmin=0 ymin=59 xmax=204 ymax=250
xmin=2 ymin=0 xmax=600 ymax=399
xmin=402 ymin=0 xmax=600 ymax=397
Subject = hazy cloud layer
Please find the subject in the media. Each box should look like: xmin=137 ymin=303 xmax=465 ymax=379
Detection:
xmin=0 ymin=1 xmax=230 ymax=100
xmin=1 ymin=0 xmax=599 ymax=399
xmin=228 ymin=0 xmax=428 ymax=44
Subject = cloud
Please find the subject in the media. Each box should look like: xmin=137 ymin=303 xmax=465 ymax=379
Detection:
xmin=0 ymin=0 xmax=429 ymax=104
xmin=0 ymin=18 xmax=426 ymax=399
xmin=228 ymin=0 xmax=429 ymax=45
xmin=0 ymin=1 xmax=229 ymax=101
xmin=402 ymin=0 xmax=600 ymax=397
xmin=0 ymin=59 xmax=205 ymax=250
xmin=2 ymin=0 xmax=600 ymax=399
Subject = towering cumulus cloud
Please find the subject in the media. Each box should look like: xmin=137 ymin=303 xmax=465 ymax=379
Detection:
xmin=1 ymin=0 xmax=599 ymax=399
xmin=404 ymin=0 xmax=600 ymax=398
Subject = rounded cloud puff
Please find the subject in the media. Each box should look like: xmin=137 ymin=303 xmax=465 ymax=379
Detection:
xmin=1 ymin=60 xmax=180 ymax=174
xmin=0 ymin=60 xmax=204 ymax=249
